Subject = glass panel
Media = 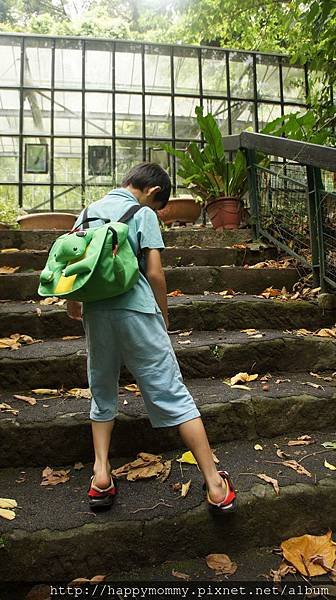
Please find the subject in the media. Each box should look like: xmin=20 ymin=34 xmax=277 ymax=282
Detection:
xmin=85 ymin=41 xmax=113 ymax=90
xmin=22 ymin=185 xmax=50 ymax=211
xmin=0 ymin=136 xmax=19 ymax=182
xmin=23 ymin=90 xmax=51 ymax=135
xmin=308 ymin=70 xmax=325 ymax=99
xmin=86 ymin=139 xmax=113 ymax=184
xmin=146 ymin=144 xmax=172 ymax=173
xmin=115 ymin=139 xmax=143 ymax=184
xmin=84 ymin=186 xmax=112 ymax=204
xmin=145 ymin=96 xmax=172 ymax=138
xmin=174 ymin=47 xmax=199 ymax=95
xmin=229 ymin=52 xmax=254 ymax=99
xmin=54 ymin=92 xmax=82 ymax=136
xmin=256 ymin=55 xmax=281 ymax=101
xmin=231 ymin=101 xmax=255 ymax=133
xmin=0 ymin=36 xmax=21 ymax=86
xmin=85 ymin=93 xmax=113 ymax=136
xmin=282 ymin=63 xmax=306 ymax=103
xmin=23 ymin=137 xmax=50 ymax=183
xmin=204 ymin=98 xmax=229 ymax=135
xmin=145 ymin=45 xmax=171 ymax=93
xmin=54 ymin=138 xmax=81 ymax=184
xmin=115 ymin=43 xmax=142 ymax=92
xmin=54 ymin=186 xmax=83 ymax=212
xmin=202 ymin=48 xmax=227 ymax=96
xmin=0 ymin=186 xmax=18 ymax=225
xmin=0 ymin=89 xmax=20 ymax=134
xmin=175 ymin=97 xmax=200 ymax=139
xmin=24 ymin=38 xmax=52 ymax=88
xmin=55 ymin=39 xmax=82 ymax=89
xmin=283 ymin=105 xmax=307 ymax=117
xmin=258 ymin=103 xmax=282 ymax=130
xmin=115 ymin=94 xmax=142 ymax=137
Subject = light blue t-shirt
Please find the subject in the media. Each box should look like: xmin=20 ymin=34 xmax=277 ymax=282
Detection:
xmin=73 ymin=188 xmax=165 ymax=314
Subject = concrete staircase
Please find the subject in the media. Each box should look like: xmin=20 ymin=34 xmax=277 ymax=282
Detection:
xmin=0 ymin=226 xmax=335 ymax=588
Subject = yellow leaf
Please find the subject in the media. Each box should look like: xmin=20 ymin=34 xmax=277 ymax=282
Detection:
xmin=316 ymin=328 xmax=336 ymax=338
xmin=32 ymin=388 xmax=59 ymax=395
xmin=281 ymin=531 xmax=336 ymax=577
xmin=230 ymin=372 xmax=258 ymax=385
xmin=62 ymin=336 xmax=82 ymax=340
xmin=39 ymin=297 xmax=60 ymax=305
xmin=0 ymin=337 xmax=21 ymax=350
xmin=0 ymin=508 xmax=16 ymax=520
xmin=206 ymin=554 xmax=238 ymax=575
xmin=13 ymin=394 xmax=37 ymax=406
xmin=176 ymin=451 xmax=198 ymax=465
xmin=66 ymin=388 xmax=91 ymax=399
xmin=0 ymin=248 xmax=19 ymax=253
xmin=0 ymin=498 xmax=17 ymax=509
xmin=0 ymin=402 xmax=19 ymax=415
xmin=324 ymin=460 xmax=336 ymax=471
xmin=181 ymin=480 xmax=192 ymax=497
xmin=254 ymin=444 xmax=263 ymax=451
xmin=124 ymin=383 xmax=141 ymax=396
xmin=0 ymin=266 xmax=20 ymax=274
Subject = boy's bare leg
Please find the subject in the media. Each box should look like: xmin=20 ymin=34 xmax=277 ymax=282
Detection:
xmin=178 ymin=417 xmax=228 ymax=503
xmin=91 ymin=420 xmax=115 ymax=489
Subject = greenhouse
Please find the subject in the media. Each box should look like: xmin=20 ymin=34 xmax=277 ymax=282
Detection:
xmin=0 ymin=32 xmax=316 ymax=212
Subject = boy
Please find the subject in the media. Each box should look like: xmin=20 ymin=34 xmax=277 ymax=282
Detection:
xmin=68 ymin=163 xmax=236 ymax=513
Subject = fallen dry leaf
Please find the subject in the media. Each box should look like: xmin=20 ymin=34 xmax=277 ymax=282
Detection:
xmin=270 ymin=561 xmax=297 ymax=583
xmin=62 ymin=336 xmax=82 ymax=341
xmin=112 ymin=452 xmax=165 ymax=481
xmin=74 ymin=462 xmax=84 ymax=470
xmin=303 ymin=381 xmax=324 ymax=390
xmin=206 ymin=553 xmax=238 ymax=576
xmin=0 ymin=248 xmax=19 ymax=253
xmin=23 ymin=584 xmax=51 ymax=600
xmin=68 ymin=575 xmax=107 ymax=585
xmin=0 ymin=333 xmax=40 ymax=350
xmin=66 ymin=388 xmax=91 ymax=399
xmin=13 ymin=394 xmax=37 ymax=406
xmin=0 ymin=498 xmax=17 ymax=509
xmin=322 ymin=441 xmax=336 ymax=450
xmin=178 ymin=330 xmax=192 ymax=337
xmin=158 ymin=460 xmax=172 ymax=483
xmin=0 ymin=266 xmax=20 ymax=274
xmin=315 ymin=328 xmax=336 ymax=338
xmin=282 ymin=460 xmax=312 ymax=477
xmin=0 ymin=402 xmax=19 ymax=415
xmin=261 ymin=287 xmax=286 ymax=299
xmin=32 ymin=388 xmax=59 ymax=395
xmin=171 ymin=570 xmax=191 ymax=580
xmin=171 ymin=482 xmax=182 ymax=492
xmin=124 ymin=383 xmax=141 ymax=396
xmin=181 ymin=479 xmax=192 ymax=498
xmin=241 ymin=328 xmax=259 ymax=335
xmin=0 ymin=508 xmax=16 ymax=520
xmin=276 ymin=378 xmax=291 ymax=384
xmin=177 ymin=340 xmax=191 ymax=345
xmin=36 ymin=307 xmax=42 ymax=317
xmin=41 ymin=466 xmax=71 ymax=486
xmin=257 ymin=473 xmax=280 ymax=495
xmin=281 ymin=530 xmax=336 ymax=577
xmin=167 ymin=290 xmax=184 ymax=297
xmin=310 ymin=372 xmax=333 ymax=382
xmin=288 ymin=436 xmax=315 ymax=447
xmin=230 ymin=372 xmax=258 ymax=385
xmin=276 ymin=449 xmax=291 ymax=459
xmin=219 ymin=289 xmax=235 ymax=297
xmin=39 ymin=297 xmax=61 ymax=305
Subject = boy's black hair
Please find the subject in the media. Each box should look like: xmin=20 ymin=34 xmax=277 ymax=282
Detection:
xmin=121 ymin=162 xmax=171 ymax=208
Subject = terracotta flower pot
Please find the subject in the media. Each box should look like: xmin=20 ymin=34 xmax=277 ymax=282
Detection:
xmin=157 ymin=197 xmax=201 ymax=226
xmin=206 ymin=197 xmax=243 ymax=230
xmin=0 ymin=222 xmax=10 ymax=230
xmin=17 ymin=212 xmax=77 ymax=231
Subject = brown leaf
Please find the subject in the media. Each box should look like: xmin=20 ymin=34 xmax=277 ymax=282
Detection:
xmin=178 ymin=330 xmax=192 ymax=337
xmin=270 ymin=561 xmax=297 ymax=583
xmin=66 ymin=388 xmax=91 ymax=399
xmin=282 ymin=460 xmax=312 ymax=477
xmin=0 ymin=266 xmax=20 ymax=273
xmin=158 ymin=460 xmax=172 ymax=483
xmin=261 ymin=287 xmax=285 ymax=299
xmin=62 ymin=336 xmax=82 ymax=340
xmin=89 ymin=575 xmax=107 ymax=583
xmin=230 ymin=372 xmax=258 ymax=385
xmin=127 ymin=462 xmax=164 ymax=481
xmin=181 ymin=480 xmax=192 ymax=498
xmin=276 ymin=449 xmax=291 ymax=459
xmin=316 ymin=328 xmax=336 ymax=338
xmin=288 ymin=437 xmax=315 ymax=447
xmin=39 ymin=297 xmax=60 ymax=305
xmin=112 ymin=452 xmax=164 ymax=481
xmin=24 ymin=584 xmax=51 ymax=600
xmin=167 ymin=289 xmax=184 ymax=297
xmin=41 ymin=466 xmax=71 ymax=486
xmin=257 ymin=473 xmax=280 ymax=495
xmin=124 ymin=383 xmax=141 ymax=396
xmin=281 ymin=530 xmax=336 ymax=577
xmin=172 ymin=570 xmax=191 ymax=580
xmin=74 ymin=462 xmax=84 ymax=470
xmin=206 ymin=553 xmax=238 ymax=575
xmin=13 ymin=394 xmax=37 ymax=406
xmin=171 ymin=482 xmax=182 ymax=492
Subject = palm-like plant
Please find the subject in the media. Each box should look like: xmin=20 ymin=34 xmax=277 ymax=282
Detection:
xmin=163 ymin=106 xmax=248 ymax=203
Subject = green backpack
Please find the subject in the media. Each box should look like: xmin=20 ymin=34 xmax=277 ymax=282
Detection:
xmin=38 ymin=205 xmax=143 ymax=302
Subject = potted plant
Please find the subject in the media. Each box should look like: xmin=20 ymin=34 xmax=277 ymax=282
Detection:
xmin=164 ymin=107 xmax=249 ymax=230
xmin=157 ymin=195 xmax=201 ymax=226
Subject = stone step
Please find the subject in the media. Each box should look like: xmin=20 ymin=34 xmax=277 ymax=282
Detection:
xmin=0 ymin=266 xmax=299 ymax=300
xmin=0 ymin=226 xmax=253 ymax=251
xmin=0 ymin=244 xmax=278 ymax=270
xmin=1 ymin=372 xmax=335 ymax=468
xmin=1 ymin=295 xmax=335 ymax=339
xmin=1 ymin=330 xmax=336 ymax=391
xmin=0 ymin=432 xmax=335 ymax=582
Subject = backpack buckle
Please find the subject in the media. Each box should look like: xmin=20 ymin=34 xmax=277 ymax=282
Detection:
xmin=76 ymin=231 xmax=87 ymax=237
xmin=113 ymin=244 xmax=119 ymax=257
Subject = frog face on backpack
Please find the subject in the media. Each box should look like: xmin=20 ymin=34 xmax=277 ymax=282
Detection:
xmin=56 ymin=234 xmax=89 ymax=263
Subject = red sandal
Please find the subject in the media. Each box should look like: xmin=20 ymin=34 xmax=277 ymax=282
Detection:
xmin=203 ymin=470 xmax=237 ymax=514
xmin=87 ymin=475 xmax=117 ymax=511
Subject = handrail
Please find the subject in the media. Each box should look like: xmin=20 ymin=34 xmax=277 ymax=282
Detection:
xmin=222 ymin=132 xmax=336 ymax=172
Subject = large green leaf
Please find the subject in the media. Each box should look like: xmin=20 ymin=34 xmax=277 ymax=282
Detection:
xmin=195 ymin=107 xmax=224 ymax=163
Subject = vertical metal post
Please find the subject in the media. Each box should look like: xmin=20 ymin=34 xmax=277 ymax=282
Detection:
xmin=252 ymin=54 xmax=259 ymax=132
xmin=50 ymin=38 xmax=55 ymax=211
xmin=245 ymin=148 xmax=260 ymax=240
xmin=141 ymin=44 xmax=146 ymax=162
xmin=170 ymin=46 xmax=176 ymax=194
xmin=111 ymin=41 xmax=116 ymax=185
xmin=306 ymin=165 xmax=325 ymax=288
xmin=81 ymin=39 xmax=86 ymax=208
xmin=18 ymin=36 xmax=25 ymax=209
xmin=198 ymin=47 xmax=206 ymax=225
xmin=225 ymin=50 xmax=232 ymax=135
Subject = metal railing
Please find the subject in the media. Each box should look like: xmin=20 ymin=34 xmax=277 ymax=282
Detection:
xmin=222 ymin=132 xmax=336 ymax=291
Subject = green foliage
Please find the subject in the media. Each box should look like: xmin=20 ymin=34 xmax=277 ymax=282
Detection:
xmin=163 ymin=107 xmax=249 ymax=202
xmin=262 ymin=109 xmax=335 ymax=146
xmin=0 ymin=195 xmax=25 ymax=227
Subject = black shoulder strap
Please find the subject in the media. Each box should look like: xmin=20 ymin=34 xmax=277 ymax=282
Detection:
xmin=77 ymin=206 xmax=110 ymax=230
xmin=118 ymin=205 xmax=142 ymax=223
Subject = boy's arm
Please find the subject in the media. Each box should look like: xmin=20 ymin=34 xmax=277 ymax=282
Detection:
xmin=144 ymin=248 xmax=169 ymax=328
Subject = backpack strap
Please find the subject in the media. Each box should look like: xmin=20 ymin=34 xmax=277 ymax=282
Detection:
xmin=76 ymin=207 xmax=110 ymax=231
xmin=118 ymin=205 xmax=142 ymax=223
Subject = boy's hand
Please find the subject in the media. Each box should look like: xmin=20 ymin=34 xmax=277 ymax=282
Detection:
xmin=67 ymin=300 xmax=82 ymax=321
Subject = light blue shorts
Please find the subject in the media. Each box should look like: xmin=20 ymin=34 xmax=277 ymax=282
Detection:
xmin=82 ymin=308 xmax=200 ymax=428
